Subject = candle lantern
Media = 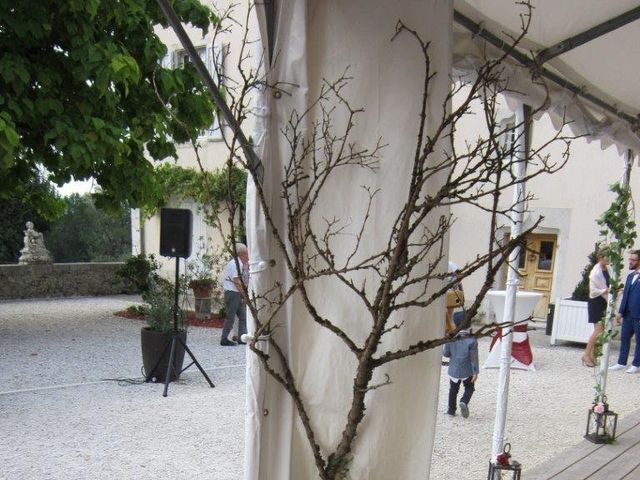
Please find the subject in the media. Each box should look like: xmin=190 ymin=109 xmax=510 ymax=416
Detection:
xmin=585 ymin=402 xmax=618 ymax=444
xmin=487 ymin=443 xmax=522 ymax=480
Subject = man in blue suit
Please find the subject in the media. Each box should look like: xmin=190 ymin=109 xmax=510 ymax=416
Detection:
xmin=610 ymin=250 xmax=640 ymax=373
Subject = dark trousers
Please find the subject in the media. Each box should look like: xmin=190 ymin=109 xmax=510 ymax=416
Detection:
xmin=617 ymin=316 xmax=640 ymax=367
xmin=222 ymin=290 xmax=247 ymax=342
xmin=448 ymin=377 xmax=475 ymax=414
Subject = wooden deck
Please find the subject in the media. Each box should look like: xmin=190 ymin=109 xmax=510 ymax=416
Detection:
xmin=527 ymin=409 xmax=640 ymax=479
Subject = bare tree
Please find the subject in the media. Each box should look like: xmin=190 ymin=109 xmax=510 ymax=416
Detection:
xmin=159 ymin=2 xmax=573 ymax=478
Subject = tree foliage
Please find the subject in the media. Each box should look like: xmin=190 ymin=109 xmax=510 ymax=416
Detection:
xmin=0 ymin=0 xmax=218 ymax=212
xmin=46 ymin=194 xmax=131 ymax=262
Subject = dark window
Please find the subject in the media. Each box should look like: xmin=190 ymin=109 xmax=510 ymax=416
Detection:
xmin=517 ymin=239 xmax=526 ymax=269
xmin=537 ymin=240 xmax=554 ymax=270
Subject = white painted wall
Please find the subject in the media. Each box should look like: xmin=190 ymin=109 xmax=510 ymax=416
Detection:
xmin=450 ymin=102 xmax=640 ymax=316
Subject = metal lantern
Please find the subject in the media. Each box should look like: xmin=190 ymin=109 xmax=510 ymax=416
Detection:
xmin=585 ymin=404 xmax=618 ymax=444
xmin=488 ymin=443 xmax=522 ymax=480
xmin=488 ymin=461 xmax=522 ymax=480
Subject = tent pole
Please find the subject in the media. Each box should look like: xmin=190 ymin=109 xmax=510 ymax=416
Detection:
xmin=491 ymin=102 xmax=531 ymax=460
xmin=597 ymin=149 xmax=633 ymax=402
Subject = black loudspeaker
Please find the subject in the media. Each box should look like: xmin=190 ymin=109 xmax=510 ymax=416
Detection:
xmin=160 ymin=208 xmax=192 ymax=258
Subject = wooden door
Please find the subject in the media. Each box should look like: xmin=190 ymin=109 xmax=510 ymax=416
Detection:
xmin=518 ymin=234 xmax=557 ymax=318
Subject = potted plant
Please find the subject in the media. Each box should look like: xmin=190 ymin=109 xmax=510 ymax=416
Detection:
xmin=188 ymin=277 xmax=216 ymax=298
xmin=185 ymin=246 xmax=224 ymax=320
xmin=140 ymin=281 xmax=187 ymax=382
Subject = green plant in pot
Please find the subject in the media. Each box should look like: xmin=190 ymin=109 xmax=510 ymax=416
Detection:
xmin=140 ymin=281 xmax=187 ymax=383
xmin=185 ymin=244 xmax=224 ymax=319
xmin=188 ymin=277 xmax=216 ymax=297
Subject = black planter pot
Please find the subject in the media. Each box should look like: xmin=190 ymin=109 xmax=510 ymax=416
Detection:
xmin=141 ymin=327 xmax=187 ymax=382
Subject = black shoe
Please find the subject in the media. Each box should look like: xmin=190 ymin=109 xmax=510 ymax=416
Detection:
xmin=459 ymin=402 xmax=469 ymax=418
xmin=220 ymin=339 xmax=237 ymax=346
xmin=446 ymin=410 xmax=455 ymax=417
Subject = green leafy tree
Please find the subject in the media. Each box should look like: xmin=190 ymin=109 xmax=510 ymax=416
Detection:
xmin=0 ymin=0 xmax=218 ymax=213
xmin=47 ymin=194 xmax=131 ymax=262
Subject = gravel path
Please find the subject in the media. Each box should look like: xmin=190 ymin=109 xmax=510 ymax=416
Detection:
xmin=0 ymin=296 xmax=246 ymax=480
xmin=431 ymin=322 xmax=639 ymax=479
xmin=1 ymin=297 xmax=637 ymax=479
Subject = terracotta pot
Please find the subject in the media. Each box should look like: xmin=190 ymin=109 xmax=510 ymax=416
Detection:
xmin=190 ymin=284 xmax=213 ymax=320
xmin=190 ymin=283 xmax=213 ymax=298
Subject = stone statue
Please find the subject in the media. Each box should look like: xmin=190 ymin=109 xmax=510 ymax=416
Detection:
xmin=18 ymin=221 xmax=52 ymax=264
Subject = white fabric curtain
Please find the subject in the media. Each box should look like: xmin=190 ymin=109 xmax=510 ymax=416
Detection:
xmin=246 ymin=1 xmax=452 ymax=479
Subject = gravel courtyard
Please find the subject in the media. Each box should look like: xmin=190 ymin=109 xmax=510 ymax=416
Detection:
xmin=1 ymin=296 xmax=638 ymax=479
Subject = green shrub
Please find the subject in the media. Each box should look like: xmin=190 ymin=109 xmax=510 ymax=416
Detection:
xmin=572 ymin=244 xmax=599 ymax=301
xmin=117 ymin=254 xmax=160 ymax=294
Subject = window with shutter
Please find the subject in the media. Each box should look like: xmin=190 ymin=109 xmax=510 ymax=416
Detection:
xmin=173 ymin=43 xmax=224 ymax=140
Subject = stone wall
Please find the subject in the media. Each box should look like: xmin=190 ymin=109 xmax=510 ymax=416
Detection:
xmin=0 ymin=263 xmax=129 ymax=299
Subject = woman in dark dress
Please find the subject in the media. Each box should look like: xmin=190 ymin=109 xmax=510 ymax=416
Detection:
xmin=583 ymin=251 xmax=611 ymax=367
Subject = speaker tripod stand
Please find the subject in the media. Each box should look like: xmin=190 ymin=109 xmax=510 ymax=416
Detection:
xmin=145 ymin=257 xmax=215 ymax=397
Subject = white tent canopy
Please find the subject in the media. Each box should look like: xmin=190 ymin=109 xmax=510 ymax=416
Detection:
xmin=454 ymin=0 xmax=640 ymax=154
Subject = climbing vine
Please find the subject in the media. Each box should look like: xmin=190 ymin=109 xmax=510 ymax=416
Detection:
xmin=142 ymin=162 xmax=247 ymax=234
xmin=593 ymin=182 xmax=636 ymax=401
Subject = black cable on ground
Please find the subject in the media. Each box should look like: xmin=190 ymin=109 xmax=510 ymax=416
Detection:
xmin=99 ymin=366 xmax=147 ymax=386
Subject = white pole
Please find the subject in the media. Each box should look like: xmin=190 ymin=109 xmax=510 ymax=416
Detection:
xmin=597 ymin=149 xmax=633 ymax=401
xmin=130 ymin=208 xmax=143 ymax=255
xmin=491 ymin=103 xmax=530 ymax=459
